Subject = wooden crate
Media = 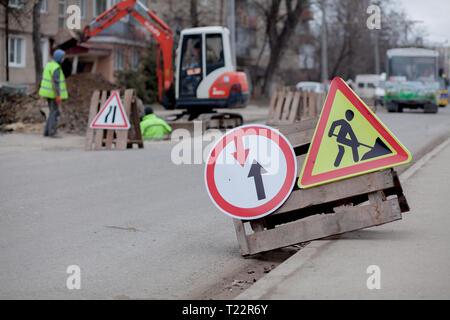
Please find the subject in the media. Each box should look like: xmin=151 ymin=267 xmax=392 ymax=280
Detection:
xmin=233 ymin=120 xmax=409 ymax=256
xmin=85 ymin=89 xmax=143 ymax=150
xmin=267 ymin=87 xmax=326 ymax=126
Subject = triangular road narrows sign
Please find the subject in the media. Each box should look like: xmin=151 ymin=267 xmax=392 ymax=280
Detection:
xmin=90 ymin=91 xmax=130 ymax=130
xmin=299 ymin=77 xmax=411 ymax=189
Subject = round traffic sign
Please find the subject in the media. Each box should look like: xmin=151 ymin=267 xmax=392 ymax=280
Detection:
xmin=204 ymin=124 xmax=297 ymax=220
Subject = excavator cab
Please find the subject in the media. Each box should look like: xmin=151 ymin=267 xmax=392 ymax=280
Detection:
xmin=175 ymin=27 xmax=249 ymax=111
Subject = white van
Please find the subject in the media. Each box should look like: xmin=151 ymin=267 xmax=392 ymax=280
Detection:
xmin=355 ymin=74 xmax=381 ymax=101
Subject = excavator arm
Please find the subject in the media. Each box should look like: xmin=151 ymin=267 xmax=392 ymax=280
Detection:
xmin=68 ymin=0 xmax=173 ymax=102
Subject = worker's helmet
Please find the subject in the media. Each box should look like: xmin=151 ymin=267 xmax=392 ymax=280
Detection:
xmin=145 ymin=106 xmax=154 ymax=115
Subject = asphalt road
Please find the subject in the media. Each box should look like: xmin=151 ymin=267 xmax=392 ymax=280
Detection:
xmin=1 ymin=105 xmax=450 ymax=299
xmin=237 ymin=137 xmax=450 ymax=299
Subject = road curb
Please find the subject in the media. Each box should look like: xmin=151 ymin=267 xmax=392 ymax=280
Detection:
xmin=399 ymin=136 xmax=450 ymax=182
xmin=235 ymin=135 xmax=450 ymax=300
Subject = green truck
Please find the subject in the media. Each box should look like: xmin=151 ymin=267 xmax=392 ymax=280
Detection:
xmin=384 ymin=48 xmax=439 ymax=113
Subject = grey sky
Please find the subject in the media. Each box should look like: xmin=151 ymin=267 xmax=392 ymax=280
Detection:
xmin=396 ymin=0 xmax=450 ymax=45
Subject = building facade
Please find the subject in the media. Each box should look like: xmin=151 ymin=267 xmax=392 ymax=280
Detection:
xmin=1 ymin=0 xmax=315 ymax=95
xmin=1 ymin=0 xmax=154 ymax=85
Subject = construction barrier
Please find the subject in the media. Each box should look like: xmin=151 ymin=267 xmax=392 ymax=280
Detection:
xmin=85 ymin=89 xmax=143 ymax=150
xmin=266 ymin=87 xmax=326 ymax=126
xmin=232 ymin=119 xmax=409 ymax=256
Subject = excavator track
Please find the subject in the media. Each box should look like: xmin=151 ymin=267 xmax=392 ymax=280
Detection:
xmin=164 ymin=111 xmax=244 ymax=135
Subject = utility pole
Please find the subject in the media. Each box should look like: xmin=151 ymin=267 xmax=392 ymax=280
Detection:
xmin=5 ymin=4 xmax=9 ymax=81
xmin=320 ymin=0 xmax=328 ymax=84
xmin=374 ymin=29 xmax=380 ymax=74
xmin=227 ymin=0 xmax=236 ymax=67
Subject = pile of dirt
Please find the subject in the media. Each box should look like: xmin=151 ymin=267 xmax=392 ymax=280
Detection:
xmin=0 ymin=73 xmax=123 ymax=134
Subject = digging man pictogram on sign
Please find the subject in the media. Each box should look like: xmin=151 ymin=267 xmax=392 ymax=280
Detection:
xmin=328 ymin=109 xmax=393 ymax=167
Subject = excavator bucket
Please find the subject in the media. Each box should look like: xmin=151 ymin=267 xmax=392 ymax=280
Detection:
xmin=54 ymin=29 xmax=83 ymax=50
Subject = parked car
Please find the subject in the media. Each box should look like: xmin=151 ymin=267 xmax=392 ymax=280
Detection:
xmin=295 ymin=81 xmax=326 ymax=93
xmin=375 ymin=81 xmax=385 ymax=106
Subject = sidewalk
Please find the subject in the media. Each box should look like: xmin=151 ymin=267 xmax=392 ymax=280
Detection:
xmin=237 ymin=139 xmax=450 ymax=300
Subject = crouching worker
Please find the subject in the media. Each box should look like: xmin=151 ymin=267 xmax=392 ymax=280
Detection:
xmin=140 ymin=107 xmax=172 ymax=140
xmin=38 ymin=49 xmax=68 ymax=137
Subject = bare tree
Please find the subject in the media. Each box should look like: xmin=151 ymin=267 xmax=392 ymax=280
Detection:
xmin=255 ymin=0 xmax=309 ymax=93
xmin=314 ymin=0 xmax=428 ymax=81
xmin=190 ymin=0 xmax=199 ymax=27
xmin=0 ymin=0 xmax=32 ymax=81
xmin=32 ymin=0 xmax=43 ymax=84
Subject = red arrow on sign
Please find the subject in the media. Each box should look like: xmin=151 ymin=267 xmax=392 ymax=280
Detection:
xmin=232 ymin=133 xmax=250 ymax=167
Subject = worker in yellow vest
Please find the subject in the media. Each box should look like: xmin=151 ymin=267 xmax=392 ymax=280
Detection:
xmin=38 ymin=49 xmax=68 ymax=137
xmin=140 ymin=107 xmax=172 ymax=140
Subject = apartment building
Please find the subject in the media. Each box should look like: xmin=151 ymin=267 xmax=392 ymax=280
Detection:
xmin=1 ymin=0 xmax=314 ymax=92
xmin=0 ymin=0 xmax=157 ymax=85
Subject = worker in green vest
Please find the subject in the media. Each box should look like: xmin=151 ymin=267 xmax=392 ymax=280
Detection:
xmin=140 ymin=107 xmax=172 ymax=140
xmin=38 ymin=49 xmax=68 ymax=137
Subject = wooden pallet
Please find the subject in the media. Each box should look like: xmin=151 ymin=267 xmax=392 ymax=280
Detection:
xmin=233 ymin=119 xmax=409 ymax=256
xmin=85 ymin=89 xmax=143 ymax=150
xmin=267 ymin=87 xmax=326 ymax=126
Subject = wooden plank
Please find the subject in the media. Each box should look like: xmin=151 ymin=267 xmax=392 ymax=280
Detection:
xmin=233 ymin=219 xmax=250 ymax=256
xmin=288 ymin=91 xmax=301 ymax=122
xmin=244 ymin=198 xmax=402 ymax=255
xmin=272 ymin=88 xmax=286 ymax=123
xmin=301 ymin=90 xmax=308 ymax=119
xmin=272 ymin=169 xmax=395 ymax=215
xmin=296 ymin=154 xmax=307 ymax=172
xmin=267 ymin=87 xmax=279 ymax=122
xmin=115 ymin=89 xmax=134 ymax=150
xmin=281 ymin=91 xmax=293 ymax=121
xmin=250 ymin=220 xmax=265 ymax=232
xmin=85 ymin=90 xmax=101 ymax=150
xmin=105 ymin=129 xmax=115 ymax=149
xmin=276 ymin=118 xmax=317 ymax=135
xmin=308 ymin=91 xmax=316 ymax=118
xmin=284 ymin=128 xmax=314 ymax=148
xmin=317 ymin=92 xmax=326 ymax=116
xmin=93 ymin=90 xmax=108 ymax=150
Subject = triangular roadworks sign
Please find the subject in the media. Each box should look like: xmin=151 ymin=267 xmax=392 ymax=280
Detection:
xmin=298 ymin=77 xmax=411 ymax=189
xmin=90 ymin=91 xmax=130 ymax=130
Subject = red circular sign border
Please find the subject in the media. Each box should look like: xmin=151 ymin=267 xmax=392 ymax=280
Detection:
xmin=205 ymin=125 xmax=297 ymax=220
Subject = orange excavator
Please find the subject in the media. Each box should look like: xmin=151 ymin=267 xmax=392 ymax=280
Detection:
xmin=56 ymin=0 xmax=248 ymax=119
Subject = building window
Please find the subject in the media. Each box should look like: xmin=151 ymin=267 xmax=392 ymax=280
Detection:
xmin=40 ymin=0 xmax=47 ymax=13
xmin=8 ymin=35 xmax=26 ymax=68
xmin=79 ymin=0 xmax=86 ymax=18
xmin=41 ymin=38 xmax=49 ymax=67
xmin=114 ymin=48 xmax=124 ymax=71
xmin=58 ymin=0 xmax=66 ymax=30
xmin=8 ymin=0 xmax=23 ymax=8
xmin=94 ymin=0 xmax=127 ymax=17
xmin=94 ymin=0 xmax=107 ymax=16
xmin=131 ymin=49 xmax=140 ymax=71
